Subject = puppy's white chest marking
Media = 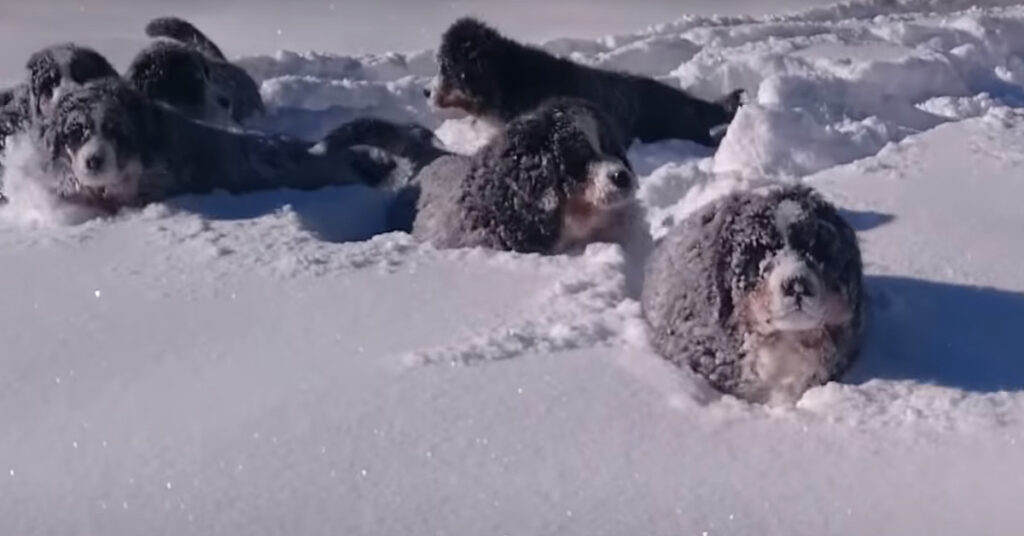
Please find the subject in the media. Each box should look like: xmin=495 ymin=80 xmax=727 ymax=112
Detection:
xmin=744 ymin=330 xmax=829 ymax=404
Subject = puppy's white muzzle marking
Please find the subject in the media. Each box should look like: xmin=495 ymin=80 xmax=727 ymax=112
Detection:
xmin=427 ymin=76 xmax=472 ymax=119
xmin=70 ymin=136 xmax=142 ymax=200
xmin=761 ymin=250 xmax=828 ymax=330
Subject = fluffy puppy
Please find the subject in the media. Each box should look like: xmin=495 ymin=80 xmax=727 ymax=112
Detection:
xmin=1 ymin=44 xmax=118 ymax=149
xmin=426 ymin=18 xmax=744 ymax=147
xmin=126 ymin=17 xmax=264 ymax=125
xmin=31 ymin=78 xmax=376 ymax=212
xmin=125 ymin=41 xmax=234 ymax=126
xmin=641 ymin=186 xmax=864 ymax=404
xmin=393 ymin=98 xmax=645 ymax=254
xmin=318 ymin=117 xmax=449 ymax=189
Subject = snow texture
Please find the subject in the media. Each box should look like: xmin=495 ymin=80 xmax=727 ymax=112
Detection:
xmin=2 ymin=0 xmax=1024 ymax=534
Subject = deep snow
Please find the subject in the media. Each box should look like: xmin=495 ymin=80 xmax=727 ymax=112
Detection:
xmin=2 ymin=0 xmax=1024 ymax=534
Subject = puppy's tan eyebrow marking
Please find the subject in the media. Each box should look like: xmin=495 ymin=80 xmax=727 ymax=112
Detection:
xmin=571 ymin=110 xmax=603 ymax=156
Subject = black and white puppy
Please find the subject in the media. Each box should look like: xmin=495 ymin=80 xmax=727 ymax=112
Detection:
xmin=126 ymin=17 xmax=264 ymax=126
xmin=641 ymin=186 xmax=864 ymax=404
xmin=1 ymin=44 xmax=118 ymax=151
xmin=319 ymin=117 xmax=450 ymax=190
xmin=426 ymin=18 xmax=744 ymax=147
xmin=32 ymin=78 xmax=378 ymax=212
xmin=392 ymin=98 xmax=646 ymax=254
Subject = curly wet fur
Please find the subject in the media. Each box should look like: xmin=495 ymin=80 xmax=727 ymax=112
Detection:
xmin=430 ymin=18 xmax=744 ymax=147
xmin=31 ymin=78 xmax=385 ymax=210
xmin=393 ymin=98 xmax=646 ymax=254
xmin=1 ymin=44 xmax=118 ymax=165
xmin=641 ymin=186 xmax=864 ymax=403
xmin=128 ymin=18 xmax=263 ymax=125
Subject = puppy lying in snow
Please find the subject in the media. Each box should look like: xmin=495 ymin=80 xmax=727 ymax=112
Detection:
xmin=390 ymin=98 xmax=649 ymax=255
xmin=425 ymin=17 xmax=745 ymax=147
xmin=641 ymin=186 xmax=864 ymax=404
xmin=21 ymin=78 xmax=431 ymax=213
xmin=1 ymin=43 xmax=119 ymax=154
xmin=125 ymin=16 xmax=264 ymax=126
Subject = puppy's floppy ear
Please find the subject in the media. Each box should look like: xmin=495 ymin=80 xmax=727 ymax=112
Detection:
xmin=465 ymin=116 xmax=567 ymax=252
xmin=26 ymin=49 xmax=61 ymax=114
xmin=37 ymin=101 xmax=69 ymax=165
xmin=67 ymin=48 xmax=117 ymax=85
xmin=116 ymin=85 xmax=162 ymax=167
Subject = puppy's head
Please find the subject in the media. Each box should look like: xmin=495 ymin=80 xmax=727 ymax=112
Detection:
xmin=25 ymin=44 xmax=118 ymax=118
xmin=126 ymin=41 xmax=233 ymax=126
xmin=494 ymin=98 xmax=636 ymax=250
xmin=41 ymin=79 xmax=153 ymax=208
xmin=731 ymin=187 xmax=861 ymax=335
xmin=426 ymin=18 xmax=507 ymax=119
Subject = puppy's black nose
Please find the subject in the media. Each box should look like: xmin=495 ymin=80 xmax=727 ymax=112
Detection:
xmin=781 ymin=275 xmax=814 ymax=299
xmin=422 ymin=87 xmax=432 ymax=99
xmin=85 ymin=154 xmax=105 ymax=172
xmin=610 ymin=169 xmax=633 ymax=190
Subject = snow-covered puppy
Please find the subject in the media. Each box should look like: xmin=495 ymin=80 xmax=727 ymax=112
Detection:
xmin=641 ymin=186 xmax=864 ymax=404
xmin=126 ymin=17 xmax=264 ymax=126
xmin=31 ymin=78 xmax=372 ymax=212
xmin=393 ymin=98 xmax=646 ymax=254
xmin=319 ymin=117 xmax=449 ymax=189
xmin=1 ymin=43 xmax=118 ymax=151
xmin=426 ymin=18 xmax=744 ymax=147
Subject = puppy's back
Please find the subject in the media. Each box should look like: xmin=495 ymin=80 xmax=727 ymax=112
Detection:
xmin=400 ymin=155 xmax=474 ymax=244
xmin=145 ymin=16 xmax=226 ymax=60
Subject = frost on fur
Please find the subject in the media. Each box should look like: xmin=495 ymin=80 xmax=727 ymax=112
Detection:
xmin=641 ymin=185 xmax=864 ymax=404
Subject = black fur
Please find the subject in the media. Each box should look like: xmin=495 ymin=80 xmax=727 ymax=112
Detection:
xmin=26 ymin=44 xmax=119 ymax=116
xmin=1 ymin=44 xmax=117 ymax=160
xmin=393 ymin=98 xmax=640 ymax=253
xmin=321 ymin=117 xmax=449 ymax=189
xmin=429 ymin=18 xmax=744 ymax=147
xmin=33 ymin=78 xmax=402 ymax=211
xmin=128 ymin=18 xmax=264 ymax=125
xmin=145 ymin=16 xmax=227 ymax=61
xmin=125 ymin=41 xmax=217 ymax=122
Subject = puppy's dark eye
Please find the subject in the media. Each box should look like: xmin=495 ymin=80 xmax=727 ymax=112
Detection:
xmin=217 ymin=96 xmax=231 ymax=109
xmin=811 ymin=223 xmax=840 ymax=261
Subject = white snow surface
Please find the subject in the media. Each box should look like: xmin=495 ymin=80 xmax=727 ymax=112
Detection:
xmin=3 ymin=0 xmax=1024 ymax=534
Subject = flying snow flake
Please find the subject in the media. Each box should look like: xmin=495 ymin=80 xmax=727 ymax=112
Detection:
xmin=94 ymin=290 xmax=101 ymax=298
